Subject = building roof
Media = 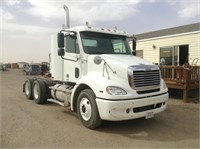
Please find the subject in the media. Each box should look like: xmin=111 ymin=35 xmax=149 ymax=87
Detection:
xmin=135 ymin=23 xmax=200 ymax=40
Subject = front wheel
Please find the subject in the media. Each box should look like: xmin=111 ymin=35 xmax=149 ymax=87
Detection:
xmin=77 ymin=89 xmax=102 ymax=129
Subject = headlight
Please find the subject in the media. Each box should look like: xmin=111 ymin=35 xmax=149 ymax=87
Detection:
xmin=106 ymin=86 xmax=127 ymax=95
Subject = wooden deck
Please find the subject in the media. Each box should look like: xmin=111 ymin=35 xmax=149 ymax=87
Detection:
xmin=159 ymin=65 xmax=199 ymax=102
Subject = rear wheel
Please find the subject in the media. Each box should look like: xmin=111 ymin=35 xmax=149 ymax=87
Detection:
xmin=24 ymin=78 xmax=35 ymax=99
xmin=77 ymin=89 xmax=102 ymax=129
xmin=32 ymin=79 xmax=47 ymax=104
xmin=43 ymin=79 xmax=54 ymax=99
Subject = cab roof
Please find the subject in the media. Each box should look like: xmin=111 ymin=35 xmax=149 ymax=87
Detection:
xmin=63 ymin=25 xmax=132 ymax=37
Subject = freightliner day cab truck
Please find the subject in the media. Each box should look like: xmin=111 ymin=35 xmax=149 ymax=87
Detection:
xmin=23 ymin=5 xmax=168 ymax=129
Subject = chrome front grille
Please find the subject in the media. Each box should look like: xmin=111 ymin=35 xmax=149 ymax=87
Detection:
xmin=133 ymin=70 xmax=160 ymax=88
xmin=128 ymin=65 xmax=161 ymax=90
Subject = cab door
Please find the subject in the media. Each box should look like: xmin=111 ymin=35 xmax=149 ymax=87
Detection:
xmin=63 ymin=35 xmax=81 ymax=83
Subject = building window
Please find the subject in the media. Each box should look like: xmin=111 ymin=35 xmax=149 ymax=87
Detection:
xmin=136 ymin=50 xmax=143 ymax=58
xmin=160 ymin=45 xmax=188 ymax=66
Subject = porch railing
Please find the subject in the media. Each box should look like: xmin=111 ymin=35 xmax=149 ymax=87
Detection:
xmin=159 ymin=65 xmax=199 ymax=102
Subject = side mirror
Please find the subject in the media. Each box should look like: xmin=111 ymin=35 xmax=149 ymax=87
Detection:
xmin=132 ymin=50 xmax=136 ymax=56
xmin=58 ymin=48 xmax=65 ymax=56
xmin=57 ymin=33 xmax=64 ymax=48
xmin=132 ymin=38 xmax=137 ymax=56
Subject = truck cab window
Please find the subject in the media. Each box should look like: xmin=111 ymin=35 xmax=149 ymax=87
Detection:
xmin=112 ymin=39 xmax=126 ymax=53
xmin=80 ymin=31 xmax=132 ymax=55
xmin=65 ymin=36 xmax=80 ymax=54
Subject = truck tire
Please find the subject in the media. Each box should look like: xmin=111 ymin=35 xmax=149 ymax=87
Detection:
xmin=24 ymin=78 xmax=35 ymax=99
xmin=43 ymin=79 xmax=54 ymax=99
xmin=77 ymin=89 xmax=102 ymax=129
xmin=32 ymin=79 xmax=47 ymax=104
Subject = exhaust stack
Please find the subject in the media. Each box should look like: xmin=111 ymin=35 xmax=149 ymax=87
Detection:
xmin=63 ymin=4 xmax=70 ymax=29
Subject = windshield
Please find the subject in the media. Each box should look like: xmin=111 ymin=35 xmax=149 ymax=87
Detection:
xmin=80 ymin=31 xmax=132 ymax=55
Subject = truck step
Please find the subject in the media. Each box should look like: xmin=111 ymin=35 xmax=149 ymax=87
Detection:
xmin=47 ymin=99 xmax=64 ymax=106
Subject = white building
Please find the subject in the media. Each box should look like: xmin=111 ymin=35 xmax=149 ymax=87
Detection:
xmin=17 ymin=62 xmax=29 ymax=68
xmin=135 ymin=23 xmax=200 ymax=66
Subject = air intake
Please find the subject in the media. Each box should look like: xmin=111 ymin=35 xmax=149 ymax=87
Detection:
xmin=128 ymin=65 xmax=161 ymax=91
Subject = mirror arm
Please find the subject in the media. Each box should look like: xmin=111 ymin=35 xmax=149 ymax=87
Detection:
xmin=60 ymin=30 xmax=77 ymax=35
xmin=61 ymin=56 xmax=78 ymax=62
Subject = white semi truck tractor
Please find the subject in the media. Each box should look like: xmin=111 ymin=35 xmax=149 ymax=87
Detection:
xmin=23 ymin=5 xmax=168 ymax=129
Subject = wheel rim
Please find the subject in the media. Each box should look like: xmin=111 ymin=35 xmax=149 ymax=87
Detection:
xmin=80 ymin=97 xmax=92 ymax=121
xmin=33 ymin=83 xmax=39 ymax=99
xmin=25 ymin=81 xmax=31 ymax=96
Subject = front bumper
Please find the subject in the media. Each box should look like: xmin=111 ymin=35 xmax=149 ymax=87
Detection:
xmin=96 ymin=92 xmax=168 ymax=121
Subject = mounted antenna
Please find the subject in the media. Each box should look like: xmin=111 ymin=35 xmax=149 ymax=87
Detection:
xmin=63 ymin=4 xmax=70 ymax=29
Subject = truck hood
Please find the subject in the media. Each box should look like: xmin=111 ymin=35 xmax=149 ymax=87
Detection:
xmin=87 ymin=54 xmax=154 ymax=82
xmin=100 ymin=54 xmax=152 ymax=67
xmin=82 ymin=54 xmax=158 ymax=98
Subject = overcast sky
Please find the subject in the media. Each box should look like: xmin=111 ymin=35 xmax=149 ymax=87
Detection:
xmin=1 ymin=0 xmax=199 ymax=63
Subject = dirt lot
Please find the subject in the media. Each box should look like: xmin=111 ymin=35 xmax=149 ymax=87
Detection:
xmin=0 ymin=69 xmax=199 ymax=149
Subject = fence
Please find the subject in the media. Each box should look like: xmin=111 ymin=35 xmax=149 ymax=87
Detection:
xmin=159 ymin=65 xmax=199 ymax=102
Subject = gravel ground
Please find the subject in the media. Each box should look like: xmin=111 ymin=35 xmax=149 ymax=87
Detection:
xmin=0 ymin=69 xmax=199 ymax=149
